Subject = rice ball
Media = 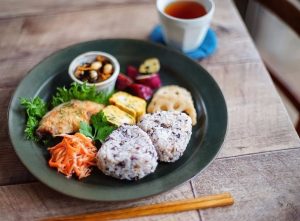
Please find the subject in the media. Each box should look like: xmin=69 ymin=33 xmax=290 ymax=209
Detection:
xmin=138 ymin=111 xmax=192 ymax=162
xmin=96 ymin=124 xmax=158 ymax=180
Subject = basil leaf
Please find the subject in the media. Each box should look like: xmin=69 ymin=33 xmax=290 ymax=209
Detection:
xmin=79 ymin=122 xmax=94 ymax=139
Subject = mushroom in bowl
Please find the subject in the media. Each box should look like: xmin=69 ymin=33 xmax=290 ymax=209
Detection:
xmin=68 ymin=51 xmax=120 ymax=93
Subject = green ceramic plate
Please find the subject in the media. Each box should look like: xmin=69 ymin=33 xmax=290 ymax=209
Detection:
xmin=8 ymin=39 xmax=227 ymax=201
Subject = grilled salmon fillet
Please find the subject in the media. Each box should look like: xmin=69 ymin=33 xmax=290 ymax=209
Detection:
xmin=36 ymin=100 xmax=104 ymax=137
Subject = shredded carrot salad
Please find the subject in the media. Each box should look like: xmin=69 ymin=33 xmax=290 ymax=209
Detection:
xmin=48 ymin=133 xmax=97 ymax=179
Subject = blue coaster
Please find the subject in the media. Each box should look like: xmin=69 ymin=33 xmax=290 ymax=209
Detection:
xmin=149 ymin=25 xmax=218 ymax=60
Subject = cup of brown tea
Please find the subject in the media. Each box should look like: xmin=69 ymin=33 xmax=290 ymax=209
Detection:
xmin=157 ymin=0 xmax=215 ymax=52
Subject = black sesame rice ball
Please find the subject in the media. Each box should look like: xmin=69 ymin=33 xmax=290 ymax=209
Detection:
xmin=138 ymin=111 xmax=192 ymax=162
xmin=96 ymin=124 xmax=158 ymax=180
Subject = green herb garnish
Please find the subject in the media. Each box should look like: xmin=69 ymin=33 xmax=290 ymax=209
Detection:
xmin=20 ymin=97 xmax=48 ymax=141
xmin=51 ymin=82 xmax=112 ymax=107
xmin=80 ymin=111 xmax=117 ymax=143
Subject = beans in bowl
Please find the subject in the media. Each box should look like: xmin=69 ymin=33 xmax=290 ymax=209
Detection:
xmin=74 ymin=55 xmax=114 ymax=83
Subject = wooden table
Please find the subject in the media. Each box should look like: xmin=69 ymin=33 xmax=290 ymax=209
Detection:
xmin=1 ymin=0 xmax=299 ymax=220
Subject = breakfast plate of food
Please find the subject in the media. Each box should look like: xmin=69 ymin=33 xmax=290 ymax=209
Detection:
xmin=8 ymin=39 xmax=227 ymax=201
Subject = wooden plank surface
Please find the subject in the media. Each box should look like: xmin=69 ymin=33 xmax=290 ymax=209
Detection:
xmin=208 ymin=62 xmax=300 ymax=158
xmin=0 ymin=182 xmax=200 ymax=221
xmin=0 ymin=88 xmax=36 ymax=185
xmin=0 ymin=149 xmax=299 ymax=221
xmin=0 ymin=0 xmax=299 ymax=220
xmin=0 ymin=0 xmax=298 ymax=186
xmin=1 ymin=0 xmax=291 ymax=186
xmin=192 ymin=148 xmax=300 ymax=221
xmin=0 ymin=1 xmax=262 ymax=88
xmin=0 ymin=0 xmax=153 ymax=18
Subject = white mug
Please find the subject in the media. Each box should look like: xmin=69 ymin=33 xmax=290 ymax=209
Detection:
xmin=156 ymin=0 xmax=215 ymax=52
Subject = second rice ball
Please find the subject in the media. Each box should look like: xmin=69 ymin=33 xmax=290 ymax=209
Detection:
xmin=138 ymin=111 xmax=192 ymax=162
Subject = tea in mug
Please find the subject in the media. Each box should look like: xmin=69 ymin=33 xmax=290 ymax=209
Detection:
xmin=164 ymin=1 xmax=207 ymax=19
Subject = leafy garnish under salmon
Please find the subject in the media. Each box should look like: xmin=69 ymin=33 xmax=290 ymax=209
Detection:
xmin=51 ymin=82 xmax=112 ymax=107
